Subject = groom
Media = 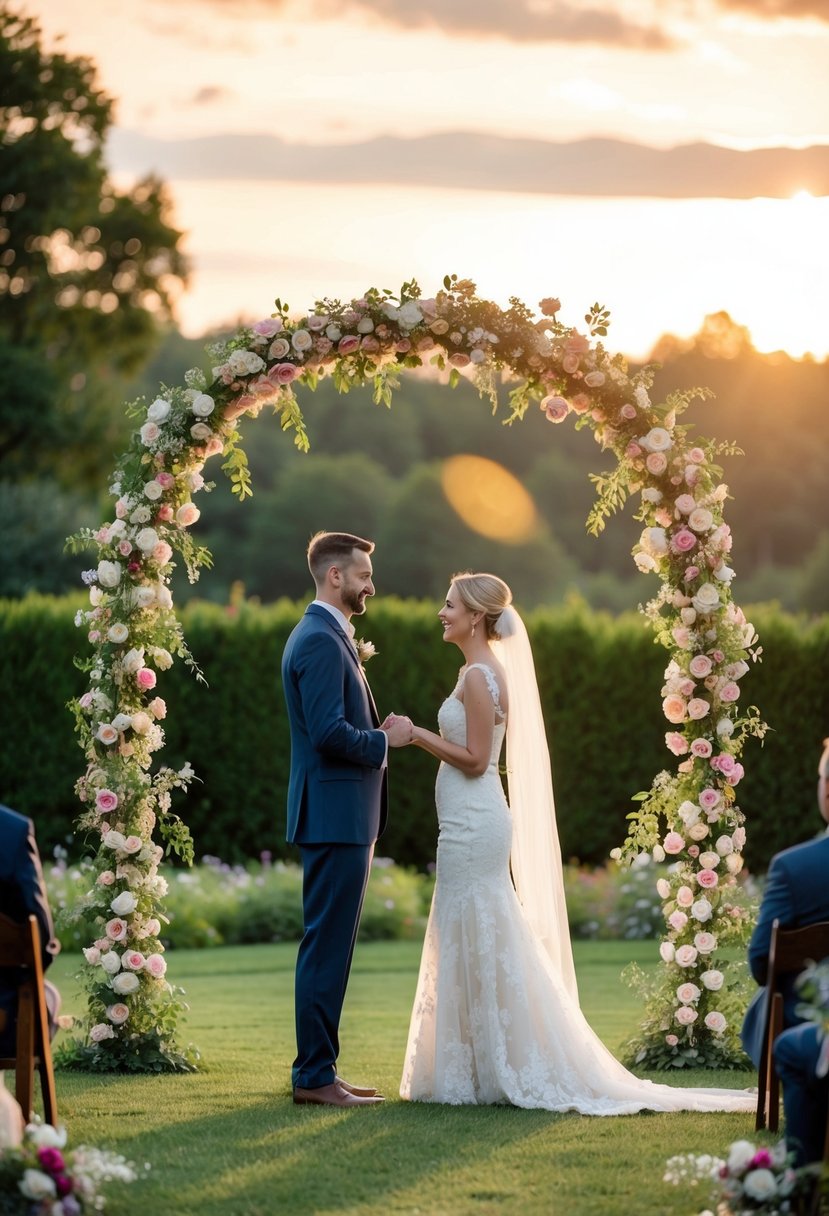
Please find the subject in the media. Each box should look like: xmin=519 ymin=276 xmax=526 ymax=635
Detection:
xmin=282 ymin=531 xmax=411 ymax=1107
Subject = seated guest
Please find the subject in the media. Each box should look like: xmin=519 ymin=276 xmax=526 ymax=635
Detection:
xmin=741 ymin=737 xmax=829 ymax=1067
xmin=0 ymin=804 xmax=61 ymax=1056
xmin=774 ymin=1021 xmax=828 ymax=1167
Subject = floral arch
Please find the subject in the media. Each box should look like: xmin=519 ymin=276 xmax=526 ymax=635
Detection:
xmin=65 ymin=276 xmax=765 ymax=1073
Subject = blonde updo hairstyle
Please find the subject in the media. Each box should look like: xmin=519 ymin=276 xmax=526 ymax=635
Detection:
xmin=450 ymin=572 xmax=513 ymax=640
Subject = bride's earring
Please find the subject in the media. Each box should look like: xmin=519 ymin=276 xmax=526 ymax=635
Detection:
xmin=471 ymin=618 xmax=478 ymax=638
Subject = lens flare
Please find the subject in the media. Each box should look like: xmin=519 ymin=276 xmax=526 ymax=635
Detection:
xmin=441 ymin=455 xmax=539 ymax=544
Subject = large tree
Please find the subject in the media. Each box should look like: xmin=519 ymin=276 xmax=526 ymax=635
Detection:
xmin=0 ymin=5 xmax=188 ymax=488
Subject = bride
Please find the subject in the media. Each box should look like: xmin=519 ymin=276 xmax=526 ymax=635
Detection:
xmin=399 ymin=572 xmax=753 ymax=1114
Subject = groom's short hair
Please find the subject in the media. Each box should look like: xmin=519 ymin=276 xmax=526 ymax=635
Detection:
xmin=307 ymin=531 xmax=374 ymax=584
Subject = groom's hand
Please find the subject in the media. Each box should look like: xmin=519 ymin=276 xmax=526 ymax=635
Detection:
xmin=381 ymin=714 xmax=413 ymax=747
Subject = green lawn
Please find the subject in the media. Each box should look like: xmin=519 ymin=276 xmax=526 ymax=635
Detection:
xmin=43 ymin=941 xmax=759 ymax=1216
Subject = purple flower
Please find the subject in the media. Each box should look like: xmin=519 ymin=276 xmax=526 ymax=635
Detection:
xmin=81 ymin=568 xmax=98 ymax=585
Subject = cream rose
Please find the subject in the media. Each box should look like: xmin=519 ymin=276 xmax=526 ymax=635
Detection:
xmin=97 ymin=560 xmax=122 ymax=588
xmin=191 ymin=393 xmax=215 ymax=417
xmin=701 ymin=969 xmax=724 ymax=991
xmin=110 ymin=891 xmax=137 ymax=916
xmin=111 ymin=971 xmax=140 ymax=994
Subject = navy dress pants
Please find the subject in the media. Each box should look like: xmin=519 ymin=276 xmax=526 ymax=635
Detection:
xmin=292 ymin=842 xmax=373 ymax=1090
xmin=774 ymin=1022 xmax=828 ymax=1167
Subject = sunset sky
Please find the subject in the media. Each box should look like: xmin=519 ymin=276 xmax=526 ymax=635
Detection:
xmin=34 ymin=0 xmax=829 ymax=359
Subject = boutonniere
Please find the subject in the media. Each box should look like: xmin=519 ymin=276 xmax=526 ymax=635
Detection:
xmin=355 ymin=638 xmax=377 ymax=664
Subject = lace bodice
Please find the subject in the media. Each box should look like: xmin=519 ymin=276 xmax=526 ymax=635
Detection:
xmin=438 ymin=663 xmax=506 ymax=769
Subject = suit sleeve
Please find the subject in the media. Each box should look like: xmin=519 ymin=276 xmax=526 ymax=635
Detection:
xmin=747 ymin=854 xmax=793 ymax=985
xmin=14 ymin=820 xmax=60 ymax=972
xmin=294 ymin=630 xmax=386 ymax=768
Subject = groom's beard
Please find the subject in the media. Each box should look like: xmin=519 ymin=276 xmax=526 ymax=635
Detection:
xmin=343 ymin=587 xmax=368 ymax=615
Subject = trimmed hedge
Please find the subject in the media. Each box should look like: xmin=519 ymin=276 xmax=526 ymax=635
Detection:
xmin=1 ymin=594 xmax=827 ymax=871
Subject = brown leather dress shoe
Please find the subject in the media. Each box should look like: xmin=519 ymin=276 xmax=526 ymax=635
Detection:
xmin=336 ymin=1075 xmax=383 ymax=1098
xmin=293 ymin=1081 xmax=384 ymax=1107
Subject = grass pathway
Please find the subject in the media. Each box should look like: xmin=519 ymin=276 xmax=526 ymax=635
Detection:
xmin=46 ymin=941 xmax=758 ymax=1215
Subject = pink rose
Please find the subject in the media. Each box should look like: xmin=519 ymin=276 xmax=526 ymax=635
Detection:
xmin=671 ymin=529 xmax=697 ymax=553
xmin=448 ymin=352 xmax=471 ymax=368
xmin=541 ymin=395 xmax=569 ymax=423
xmin=711 ymin=752 xmax=735 ymax=775
xmin=675 ymin=494 xmax=696 ymax=515
xmin=176 ymin=503 xmax=200 ymax=527
xmin=395 ymin=338 xmax=412 ymax=353
xmin=675 ymin=944 xmax=699 ymax=967
xmin=153 ymin=542 xmax=173 ymax=565
xmin=694 ymin=931 xmax=717 ymax=953
xmin=564 ymin=329 xmax=590 ymax=355
xmin=136 ymin=667 xmax=157 ymax=690
xmin=688 ymin=447 xmax=705 ymax=463
xmin=123 ymin=835 xmax=143 ymax=854
xmin=561 ymin=353 xmax=580 ymax=374
xmin=669 ymin=910 xmax=688 ymax=931
xmin=677 ymin=981 xmax=701 ymax=1003
xmin=678 ymin=679 xmax=696 ymax=697
xmin=115 ymin=498 xmax=128 ymax=519
xmin=665 ymin=731 xmax=688 ymax=756
xmin=725 ymin=762 xmax=744 ymax=785
xmin=690 ymin=738 xmax=713 ymax=758
xmin=252 ymin=318 xmax=282 ymax=338
xmin=665 ymin=1034 xmax=679 ymax=1046
xmin=570 ymin=393 xmax=590 ymax=414
xmin=155 ymin=471 xmax=176 ymax=489
xmin=689 ymin=655 xmax=713 ymax=679
xmin=148 ymin=697 xmax=167 ymax=719
xmin=698 ymin=788 xmax=721 ymax=811
xmin=156 ymin=504 xmax=174 ymax=523
xmin=97 ymin=870 xmax=115 ymax=886
xmin=687 ymin=697 xmax=710 ymax=720
xmin=90 ymin=1023 xmax=115 ymax=1043
xmin=337 ymin=335 xmax=361 ymax=356
xmin=123 ymin=951 xmax=145 ymax=971
xmin=106 ymin=1003 xmax=130 ymax=1025
xmin=676 ymin=886 xmax=694 ymax=907
xmin=718 ymin=681 xmax=740 ymax=703
xmin=95 ymin=789 xmax=118 ymax=814
xmin=662 ymin=694 xmax=687 ymax=724
xmin=663 ymin=831 xmax=685 ymax=855
xmin=105 ymin=917 xmax=127 ymax=942
xmin=646 ymin=452 xmax=668 ymax=475
xmin=675 ymin=1005 xmax=698 ymax=1025
xmin=144 ymin=953 xmax=168 ymax=978
xmin=625 ymin=441 xmax=642 ymax=459
xmin=696 ymin=868 xmax=718 ymax=889
xmin=118 ymin=540 xmax=132 ymax=557
xmin=683 ymin=565 xmax=700 ymax=582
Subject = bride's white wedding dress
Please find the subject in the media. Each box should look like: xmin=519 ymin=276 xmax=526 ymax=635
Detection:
xmin=399 ymin=662 xmax=754 ymax=1114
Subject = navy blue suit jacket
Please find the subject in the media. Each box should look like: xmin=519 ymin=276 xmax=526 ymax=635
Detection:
xmin=282 ymin=605 xmax=387 ymax=845
xmin=741 ymin=832 xmax=829 ymax=1065
xmin=0 ymin=805 xmax=59 ymax=1027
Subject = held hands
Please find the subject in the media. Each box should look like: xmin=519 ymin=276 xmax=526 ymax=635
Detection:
xmin=381 ymin=713 xmax=414 ymax=747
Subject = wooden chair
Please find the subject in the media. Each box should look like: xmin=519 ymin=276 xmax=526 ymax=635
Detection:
xmin=755 ymin=918 xmax=829 ymax=1133
xmin=0 ymin=913 xmax=58 ymax=1124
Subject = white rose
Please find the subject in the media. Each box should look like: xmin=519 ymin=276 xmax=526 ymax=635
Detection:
xmin=135 ymin=586 xmax=156 ymax=608
xmin=111 ymin=712 xmax=132 ymax=732
xmin=139 ymin=421 xmax=160 ymax=447
xmin=725 ymin=853 xmax=743 ymax=874
xmin=130 ymin=505 xmax=151 ymax=523
xmin=641 ymin=488 xmax=662 ymax=504
xmin=96 ymin=723 xmax=118 ymax=746
xmin=659 ymin=941 xmax=675 ymax=963
xmin=152 ymin=648 xmax=174 ymax=670
xmin=634 ymin=552 xmax=658 ymax=573
xmin=20 ymin=1169 xmax=57 ymax=1202
xmin=692 ymin=583 xmax=721 ymax=615
xmin=397 ymin=300 xmax=424 ymax=328
xmin=640 ymin=527 xmax=669 ymax=558
xmin=701 ymin=969 xmax=724 ymax=990
xmin=656 ymin=878 xmax=671 ymax=899
xmin=89 ymin=586 xmax=104 ymax=606
xmin=716 ymin=717 xmax=734 ymax=738
xmin=727 ymin=1140 xmax=758 ymax=1174
xmin=111 ymin=971 xmax=140 ymax=994
xmin=122 ymin=647 xmax=144 ymax=674
xmin=97 ymin=560 xmax=122 ymax=589
xmin=135 ymin=527 xmax=159 ymax=553
xmin=147 ymin=397 xmax=171 ymax=423
xmin=156 ymin=584 xmax=173 ymax=610
xmin=143 ymin=479 xmax=163 ymax=501
xmin=108 ymin=518 xmax=126 ymax=538
xmin=715 ymin=834 xmax=734 ymax=855
xmin=742 ymin=1170 xmax=777 ymax=1202
xmin=110 ymin=891 xmax=138 ymax=916
xmin=191 ymin=393 xmax=215 ymax=417
xmin=291 ymin=329 xmax=313 ymax=352
xmin=100 ymin=950 xmax=122 ymax=974
xmin=356 ymin=317 xmax=375 ymax=334
xmin=107 ymin=622 xmax=129 ymax=645
xmin=191 ymin=422 xmax=212 ymax=441
xmin=680 ymin=607 xmax=696 ymax=625
xmin=699 ymin=851 xmax=720 ymax=869
xmin=691 ymin=898 xmax=713 ymax=922
xmin=640 ymin=426 xmax=673 ymax=453
xmin=688 ymin=507 xmax=714 ymax=532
